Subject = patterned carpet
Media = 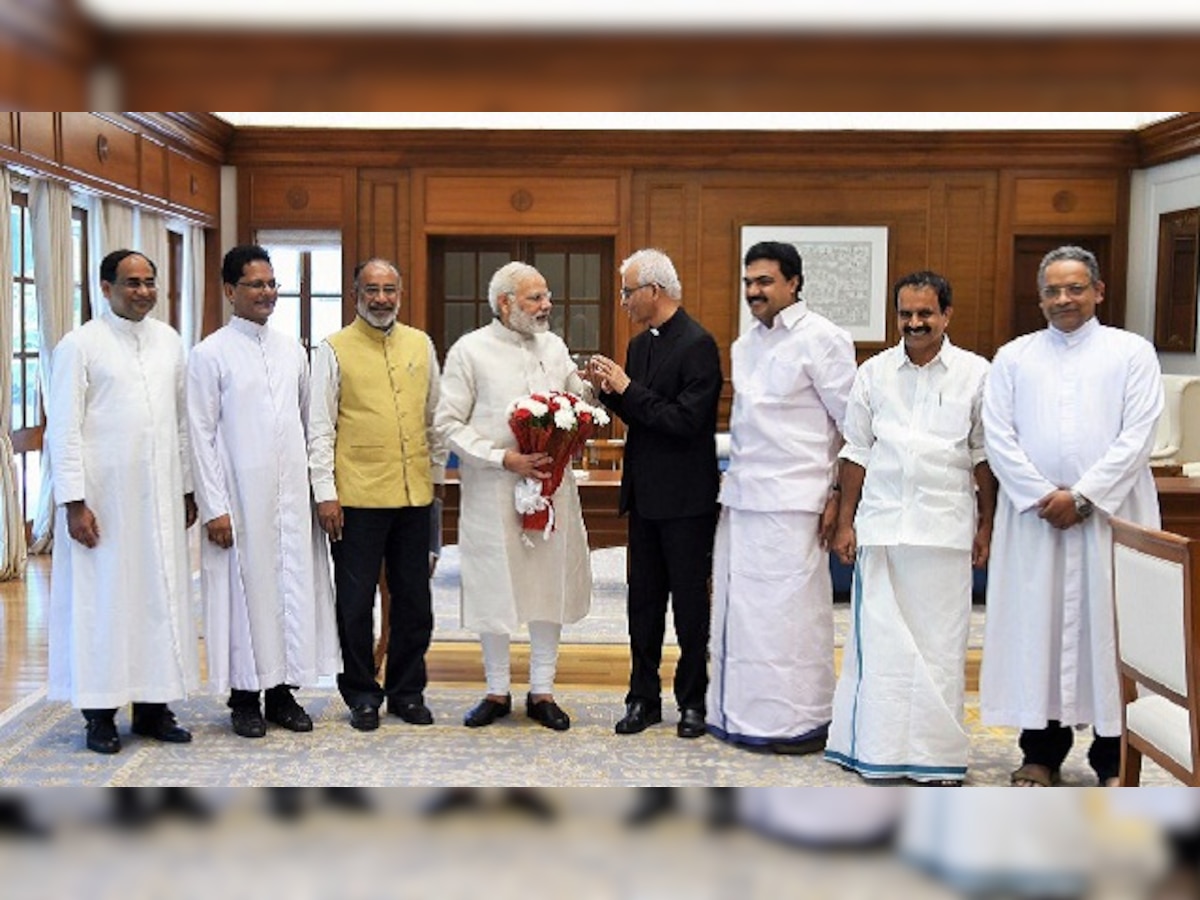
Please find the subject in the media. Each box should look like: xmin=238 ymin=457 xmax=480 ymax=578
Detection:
xmin=0 ymin=685 xmax=1176 ymax=787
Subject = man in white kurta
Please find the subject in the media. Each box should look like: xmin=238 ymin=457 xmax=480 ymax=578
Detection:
xmin=47 ymin=250 xmax=199 ymax=754
xmin=982 ymin=245 xmax=1163 ymax=787
xmin=188 ymin=245 xmax=339 ymax=739
xmin=706 ymin=240 xmax=856 ymax=753
xmin=435 ymin=261 xmax=592 ymax=732
xmin=825 ymin=271 xmax=994 ymax=785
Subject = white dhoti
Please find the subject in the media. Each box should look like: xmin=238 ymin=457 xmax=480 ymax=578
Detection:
xmin=825 ymin=545 xmax=972 ymax=782
xmin=707 ymin=507 xmax=834 ymax=746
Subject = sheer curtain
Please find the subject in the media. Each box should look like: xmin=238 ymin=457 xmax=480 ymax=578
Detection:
xmin=28 ymin=179 xmax=75 ymax=553
xmin=0 ymin=167 xmax=28 ymax=579
xmin=88 ymin=197 xmax=135 ymax=318
xmin=137 ymin=210 xmax=170 ymax=324
xmin=182 ymin=224 xmax=206 ymax=349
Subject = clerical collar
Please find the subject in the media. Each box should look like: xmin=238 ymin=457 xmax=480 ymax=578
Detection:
xmin=1048 ymin=315 xmax=1099 ymax=347
xmin=230 ymin=315 xmax=267 ymax=339
xmin=649 ymin=308 xmax=682 ymax=339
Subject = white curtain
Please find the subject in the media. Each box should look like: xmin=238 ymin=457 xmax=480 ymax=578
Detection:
xmin=183 ymin=224 xmax=206 ymax=349
xmin=137 ymin=210 xmax=171 ymax=324
xmin=0 ymin=167 xmax=28 ymax=579
xmin=28 ymin=179 xmax=75 ymax=554
xmin=88 ymin=197 xmax=135 ymax=318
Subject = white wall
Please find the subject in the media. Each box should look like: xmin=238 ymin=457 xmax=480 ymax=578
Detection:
xmin=1127 ymin=154 xmax=1200 ymax=375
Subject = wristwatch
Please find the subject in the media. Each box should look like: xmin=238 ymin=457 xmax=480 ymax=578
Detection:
xmin=1070 ymin=490 xmax=1094 ymax=520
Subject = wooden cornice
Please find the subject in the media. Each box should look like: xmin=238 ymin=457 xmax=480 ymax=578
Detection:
xmin=225 ymin=127 xmax=1138 ymax=173
xmin=122 ymin=112 xmax=234 ymax=163
xmin=1137 ymin=113 xmax=1200 ymax=168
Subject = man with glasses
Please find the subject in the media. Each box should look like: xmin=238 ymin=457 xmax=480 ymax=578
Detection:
xmin=589 ymin=248 xmax=723 ymax=739
xmin=187 ymin=244 xmax=339 ymax=739
xmin=982 ymin=245 xmax=1163 ymax=787
xmin=309 ymin=258 xmax=446 ymax=731
xmin=704 ymin=240 xmax=856 ymax=756
xmin=436 ymin=261 xmax=592 ymax=732
xmin=47 ymin=249 xmax=199 ymax=753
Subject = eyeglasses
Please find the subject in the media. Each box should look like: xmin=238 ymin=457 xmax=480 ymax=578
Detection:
xmin=118 ymin=278 xmax=157 ymax=291
xmin=516 ymin=291 xmax=552 ymax=303
xmin=360 ymin=285 xmax=399 ymax=298
xmin=620 ymin=283 xmax=657 ymax=300
xmin=1040 ymin=283 xmax=1092 ymax=301
xmin=237 ymin=279 xmax=279 ymax=291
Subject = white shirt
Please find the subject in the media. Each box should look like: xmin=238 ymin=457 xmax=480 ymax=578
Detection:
xmin=307 ymin=321 xmax=446 ymax=505
xmin=840 ymin=338 xmax=989 ymax=551
xmin=719 ymin=300 xmax=856 ymax=513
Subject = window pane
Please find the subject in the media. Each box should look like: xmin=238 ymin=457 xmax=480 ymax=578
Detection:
xmin=11 ymin=358 xmax=22 ymax=430
xmin=443 ymin=252 xmax=475 ymax=300
xmin=567 ymin=303 xmax=600 ymax=353
xmin=443 ymin=302 xmax=478 ymax=352
xmin=270 ymin=294 xmax=302 ymax=343
xmin=268 ymin=247 xmax=301 ymax=294
xmin=569 ymin=253 xmax=601 ymax=300
xmin=14 ymin=453 xmax=23 ymax=522
xmin=311 ymin=295 xmax=342 ymax=345
xmin=73 ymin=287 xmax=84 ymax=329
xmin=310 ymin=248 xmax=342 ymax=295
xmin=11 ymin=282 xmax=20 ymax=355
xmin=25 ymin=358 xmax=40 ymax=428
xmin=534 ymin=252 xmax=565 ymax=298
xmin=548 ymin=305 xmax=565 ymax=340
xmin=479 ymin=252 xmax=515 ymax=292
xmin=22 ymin=208 xmax=33 ymax=277
xmin=23 ymin=283 xmax=39 ymax=352
xmin=24 ymin=450 xmax=41 ymax=523
xmin=10 ymin=206 xmax=20 ymax=273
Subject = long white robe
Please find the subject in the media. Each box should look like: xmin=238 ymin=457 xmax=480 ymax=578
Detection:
xmin=46 ymin=312 xmax=199 ymax=709
xmin=435 ymin=320 xmax=591 ymax=633
xmin=187 ymin=317 xmax=340 ymax=694
xmin=981 ymin=317 xmax=1162 ymax=735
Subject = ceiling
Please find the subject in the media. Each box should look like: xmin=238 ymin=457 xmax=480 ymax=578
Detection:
xmin=214 ymin=113 xmax=1180 ymax=132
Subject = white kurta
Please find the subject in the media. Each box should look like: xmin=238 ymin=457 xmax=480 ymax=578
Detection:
xmin=981 ymin=317 xmax=1163 ymax=735
xmin=826 ymin=339 xmax=988 ymax=781
xmin=435 ymin=320 xmax=592 ymax=633
xmin=187 ymin=317 xmax=340 ymax=694
xmin=46 ymin=312 xmax=199 ymax=709
xmin=708 ymin=301 xmax=856 ymax=746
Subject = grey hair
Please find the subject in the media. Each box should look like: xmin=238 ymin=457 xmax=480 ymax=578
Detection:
xmin=1037 ymin=246 xmax=1101 ymax=290
xmin=353 ymin=258 xmax=402 ymax=291
xmin=487 ymin=261 xmax=541 ymax=315
xmin=620 ymin=249 xmax=682 ymax=300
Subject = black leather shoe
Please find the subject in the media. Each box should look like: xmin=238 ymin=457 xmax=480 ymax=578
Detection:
xmin=526 ymin=694 xmax=570 ymax=731
xmin=265 ymin=698 xmax=313 ymax=733
xmin=677 ymin=708 xmax=706 ymax=739
xmin=615 ymin=700 xmax=662 ymax=735
xmin=388 ymin=701 xmax=434 ymax=726
xmin=231 ymin=705 xmax=267 ymax=738
xmin=85 ymin=717 xmax=121 ymax=754
xmin=463 ymin=695 xmax=511 ymax=728
xmin=768 ymin=735 xmax=827 ymax=755
xmin=131 ymin=707 xmax=193 ymax=743
xmin=349 ymin=704 xmax=380 ymax=732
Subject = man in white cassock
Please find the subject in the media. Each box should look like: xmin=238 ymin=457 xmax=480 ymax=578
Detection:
xmin=435 ymin=261 xmax=592 ymax=732
xmin=47 ymin=249 xmax=199 ymax=754
xmin=982 ymin=245 xmax=1163 ymax=788
xmin=706 ymin=240 xmax=856 ymax=754
xmin=187 ymin=245 xmax=339 ymax=739
xmin=825 ymin=271 xmax=994 ymax=785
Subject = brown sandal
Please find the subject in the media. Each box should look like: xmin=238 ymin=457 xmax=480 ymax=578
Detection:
xmin=1010 ymin=763 xmax=1061 ymax=787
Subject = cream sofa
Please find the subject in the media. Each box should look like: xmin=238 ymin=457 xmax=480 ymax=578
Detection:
xmin=1152 ymin=374 xmax=1200 ymax=468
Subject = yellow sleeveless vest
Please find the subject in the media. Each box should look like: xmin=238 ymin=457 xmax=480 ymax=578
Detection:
xmin=326 ymin=317 xmax=434 ymax=508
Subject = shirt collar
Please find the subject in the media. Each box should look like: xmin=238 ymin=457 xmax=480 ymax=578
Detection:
xmin=103 ymin=309 xmax=148 ymax=335
xmin=229 ymin=315 xmax=268 ymax=340
xmin=1048 ymin=314 xmax=1100 ymax=347
xmin=897 ymin=335 xmax=954 ymax=370
xmin=351 ymin=314 xmax=394 ymax=343
xmin=754 ymin=299 xmax=807 ymax=334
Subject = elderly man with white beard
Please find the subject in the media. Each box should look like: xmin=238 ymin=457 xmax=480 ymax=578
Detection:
xmin=309 ymin=258 xmax=447 ymax=732
xmin=435 ymin=261 xmax=593 ymax=732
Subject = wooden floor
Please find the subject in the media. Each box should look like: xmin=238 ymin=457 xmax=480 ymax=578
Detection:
xmin=1 ymin=555 xmax=983 ymax=719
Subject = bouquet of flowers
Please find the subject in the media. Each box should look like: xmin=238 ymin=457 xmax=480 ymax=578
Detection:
xmin=507 ymin=390 xmax=610 ymax=539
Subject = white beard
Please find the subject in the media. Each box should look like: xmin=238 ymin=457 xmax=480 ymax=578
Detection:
xmin=508 ymin=305 xmax=549 ymax=335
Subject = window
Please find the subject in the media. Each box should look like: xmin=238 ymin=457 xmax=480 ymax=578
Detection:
xmin=10 ymin=193 xmax=39 ymax=528
xmin=257 ymin=231 xmax=343 ymax=357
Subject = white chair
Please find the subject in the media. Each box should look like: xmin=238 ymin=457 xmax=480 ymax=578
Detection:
xmin=1111 ymin=517 xmax=1200 ymax=786
xmin=1151 ymin=374 xmax=1200 ymax=466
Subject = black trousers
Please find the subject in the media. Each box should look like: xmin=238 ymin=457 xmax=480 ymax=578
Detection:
xmin=626 ymin=509 xmax=717 ymax=712
xmin=330 ymin=505 xmax=433 ymax=710
xmin=1019 ymin=720 xmax=1121 ymax=782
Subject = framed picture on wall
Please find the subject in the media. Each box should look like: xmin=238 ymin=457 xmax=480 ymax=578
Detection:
xmin=738 ymin=225 xmax=889 ymax=343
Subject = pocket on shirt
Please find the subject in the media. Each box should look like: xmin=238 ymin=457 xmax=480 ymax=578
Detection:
xmin=927 ymin=399 xmax=971 ymax=440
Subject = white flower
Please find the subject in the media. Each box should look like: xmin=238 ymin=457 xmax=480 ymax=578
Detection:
xmin=518 ymin=398 xmax=549 ymax=418
xmin=553 ymin=406 xmax=577 ymax=430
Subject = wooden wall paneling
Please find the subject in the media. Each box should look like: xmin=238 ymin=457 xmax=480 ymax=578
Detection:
xmin=17 ymin=112 xmax=57 ymax=163
xmin=61 ymin=113 xmax=138 ymax=189
xmin=243 ymin=168 xmax=348 ymax=229
xmin=139 ymin=137 xmax=167 ymax=200
xmin=930 ymin=176 xmax=999 ymax=358
xmin=357 ymin=169 xmax=413 ymax=326
xmin=166 ymin=148 xmax=219 ymax=217
xmin=423 ymin=175 xmax=620 ymax=228
xmin=1011 ymin=177 xmax=1120 ymax=228
xmin=0 ymin=113 xmax=14 ymax=150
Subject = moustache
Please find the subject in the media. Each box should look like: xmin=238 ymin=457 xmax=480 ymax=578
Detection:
xmin=903 ymin=326 xmax=932 ymax=336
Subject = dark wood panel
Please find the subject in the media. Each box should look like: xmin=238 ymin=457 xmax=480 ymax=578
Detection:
xmin=1012 ymin=177 xmax=1121 ymax=227
xmin=61 ymin=113 xmax=138 ymax=188
xmin=424 ymin=175 xmax=620 ymax=228
xmin=1137 ymin=113 xmax=1200 ymax=168
xmin=166 ymin=148 xmax=219 ymax=216
xmin=245 ymin=169 xmax=346 ymax=227
xmin=139 ymin=137 xmax=167 ymax=199
xmin=1158 ymin=477 xmax=1200 ymax=541
xmin=0 ymin=113 xmax=14 ymax=150
xmin=17 ymin=112 xmax=57 ymax=162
